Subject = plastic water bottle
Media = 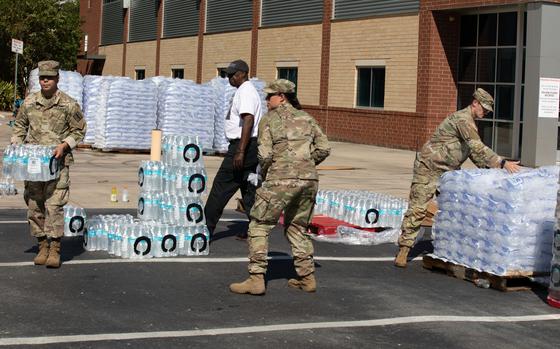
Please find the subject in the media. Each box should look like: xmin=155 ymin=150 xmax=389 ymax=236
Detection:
xmin=122 ymin=186 xmax=129 ymax=202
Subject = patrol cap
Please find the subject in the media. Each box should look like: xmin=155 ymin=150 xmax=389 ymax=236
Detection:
xmin=225 ymin=59 xmax=249 ymax=75
xmin=38 ymin=60 xmax=60 ymax=77
xmin=263 ymin=79 xmax=296 ymax=94
xmin=473 ymin=88 xmax=494 ymax=112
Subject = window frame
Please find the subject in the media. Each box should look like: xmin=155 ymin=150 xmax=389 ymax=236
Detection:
xmin=135 ymin=67 xmax=146 ymax=80
xmin=171 ymin=66 xmax=185 ymax=79
xmin=457 ymin=7 xmax=526 ymax=158
xmin=354 ymin=63 xmax=386 ymax=109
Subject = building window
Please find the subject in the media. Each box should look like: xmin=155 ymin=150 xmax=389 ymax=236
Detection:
xmin=172 ymin=68 xmax=184 ymax=79
xmin=217 ymin=68 xmax=228 ymax=78
xmin=356 ymin=67 xmax=385 ymax=108
xmin=277 ymin=67 xmax=298 ymax=93
xmin=458 ymin=11 xmax=525 ymax=158
xmin=135 ymin=69 xmax=145 ymax=80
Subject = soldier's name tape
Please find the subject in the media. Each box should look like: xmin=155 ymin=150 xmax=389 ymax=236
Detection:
xmin=1 ymin=314 xmax=559 ymax=346
xmin=0 ymin=256 xmax=422 ymax=268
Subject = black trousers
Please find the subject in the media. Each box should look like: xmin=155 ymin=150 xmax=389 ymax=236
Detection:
xmin=204 ymin=138 xmax=258 ymax=236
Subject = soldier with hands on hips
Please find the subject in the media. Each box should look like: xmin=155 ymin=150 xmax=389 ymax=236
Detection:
xmin=229 ymin=79 xmax=330 ymax=295
xmin=11 ymin=60 xmax=86 ymax=268
xmin=394 ymin=88 xmax=521 ymax=268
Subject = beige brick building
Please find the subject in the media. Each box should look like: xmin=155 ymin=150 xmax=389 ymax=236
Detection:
xmin=79 ymin=0 xmax=560 ymax=165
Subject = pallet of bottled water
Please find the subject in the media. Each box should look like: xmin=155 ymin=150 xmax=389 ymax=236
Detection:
xmin=314 ymin=189 xmax=408 ymax=228
xmin=548 ymin=174 xmax=560 ymax=307
xmin=64 ymin=205 xmax=87 ymax=237
xmin=2 ymin=144 xmax=63 ymax=181
xmin=433 ymin=166 xmax=559 ymax=276
xmin=84 ymin=215 xmax=209 ymax=258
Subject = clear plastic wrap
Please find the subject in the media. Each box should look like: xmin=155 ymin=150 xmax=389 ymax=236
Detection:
xmin=433 ymin=166 xmax=559 ymax=276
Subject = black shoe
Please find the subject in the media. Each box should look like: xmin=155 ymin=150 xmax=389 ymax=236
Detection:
xmin=235 ymin=232 xmax=248 ymax=241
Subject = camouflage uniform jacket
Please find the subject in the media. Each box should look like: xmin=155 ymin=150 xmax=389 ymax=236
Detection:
xmin=11 ymin=90 xmax=86 ymax=166
xmin=257 ymin=103 xmax=330 ymax=180
xmin=415 ymin=106 xmax=502 ymax=180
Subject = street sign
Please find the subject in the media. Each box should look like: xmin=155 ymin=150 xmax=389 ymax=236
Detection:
xmin=11 ymin=39 xmax=23 ymax=54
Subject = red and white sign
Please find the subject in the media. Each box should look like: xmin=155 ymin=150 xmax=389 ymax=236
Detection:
xmin=11 ymin=39 xmax=23 ymax=54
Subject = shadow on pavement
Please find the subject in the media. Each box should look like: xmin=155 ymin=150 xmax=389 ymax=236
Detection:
xmin=24 ymin=236 xmax=87 ymax=262
xmin=211 ymin=221 xmax=250 ymax=242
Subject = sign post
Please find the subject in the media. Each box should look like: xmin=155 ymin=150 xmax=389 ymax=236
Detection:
xmin=11 ymin=39 xmax=23 ymax=112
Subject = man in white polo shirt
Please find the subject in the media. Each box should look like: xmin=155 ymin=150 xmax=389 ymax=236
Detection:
xmin=205 ymin=59 xmax=264 ymax=240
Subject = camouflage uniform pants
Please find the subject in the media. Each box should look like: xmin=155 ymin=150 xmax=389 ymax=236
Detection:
xmin=397 ymin=172 xmax=440 ymax=248
xmin=248 ymin=179 xmax=318 ymax=276
xmin=24 ymin=166 xmax=70 ymax=239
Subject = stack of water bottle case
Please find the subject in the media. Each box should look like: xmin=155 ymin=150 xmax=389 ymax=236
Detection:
xmin=432 ymin=166 xmax=559 ymax=276
xmin=62 ymin=135 xmax=210 ymax=258
xmin=313 ymin=190 xmax=408 ymax=245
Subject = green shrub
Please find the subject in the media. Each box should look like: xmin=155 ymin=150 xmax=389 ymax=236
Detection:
xmin=0 ymin=80 xmax=15 ymax=111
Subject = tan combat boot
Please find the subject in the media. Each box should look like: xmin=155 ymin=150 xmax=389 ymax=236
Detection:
xmin=46 ymin=238 xmax=61 ymax=268
xmin=288 ymin=274 xmax=316 ymax=292
xmin=229 ymin=274 xmax=265 ymax=295
xmin=34 ymin=237 xmax=50 ymax=265
xmin=394 ymin=246 xmax=411 ymax=268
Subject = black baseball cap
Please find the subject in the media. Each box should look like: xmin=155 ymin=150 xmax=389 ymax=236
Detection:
xmin=225 ymin=59 xmax=249 ymax=74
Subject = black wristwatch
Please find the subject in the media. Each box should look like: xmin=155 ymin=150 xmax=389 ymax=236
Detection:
xmin=500 ymin=159 xmax=506 ymax=169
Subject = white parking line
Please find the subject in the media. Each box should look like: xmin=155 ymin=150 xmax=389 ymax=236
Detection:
xmin=0 ymin=221 xmax=27 ymax=224
xmin=0 ymin=256 xmax=420 ymax=267
xmin=1 ymin=314 xmax=559 ymax=346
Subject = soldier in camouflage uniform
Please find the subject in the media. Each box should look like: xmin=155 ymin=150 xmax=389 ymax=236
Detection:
xmin=11 ymin=60 xmax=86 ymax=268
xmin=394 ymin=88 xmax=521 ymax=268
xmin=230 ymin=79 xmax=330 ymax=295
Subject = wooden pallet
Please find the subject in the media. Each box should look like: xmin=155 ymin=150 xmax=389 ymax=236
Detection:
xmin=76 ymin=143 xmax=93 ymax=149
xmin=423 ymin=255 xmax=548 ymax=292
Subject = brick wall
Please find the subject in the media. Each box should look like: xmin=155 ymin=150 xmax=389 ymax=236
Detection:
xmin=329 ymin=14 xmax=419 ymax=112
xmin=79 ymin=0 xmax=101 ymax=54
xmin=250 ymin=0 xmax=260 ymax=76
xmin=78 ymin=0 xmax=102 ymax=74
xmin=159 ymin=37 xmax=199 ymax=80
xmin=125 ymin=41 xmax=157 ymax=78
xmin=201 ymin=31 xmax=252 ymax=82
xmin=304 ymin=105 xmax=427 ymax=150
xmin=416 ymin=8 xmax=460 ymax=138
xmin=319 ymin=0 xmax=333 ymax=106
xmin=257 ymin=24 xmax=322 ymax=106
xmin=98 ymin=45 xmax=123 ymax=76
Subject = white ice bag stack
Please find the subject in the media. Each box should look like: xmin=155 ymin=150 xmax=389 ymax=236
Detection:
xmin=95 ymin=78 xmax=158 ymax=150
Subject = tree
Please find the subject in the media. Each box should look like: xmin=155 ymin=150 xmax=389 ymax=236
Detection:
xmin=0 ymin=0 xmax=82 ymax=96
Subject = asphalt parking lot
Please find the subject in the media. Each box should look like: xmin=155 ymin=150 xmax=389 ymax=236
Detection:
xmin=1 ymin=208 xmax=559 ymax=348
